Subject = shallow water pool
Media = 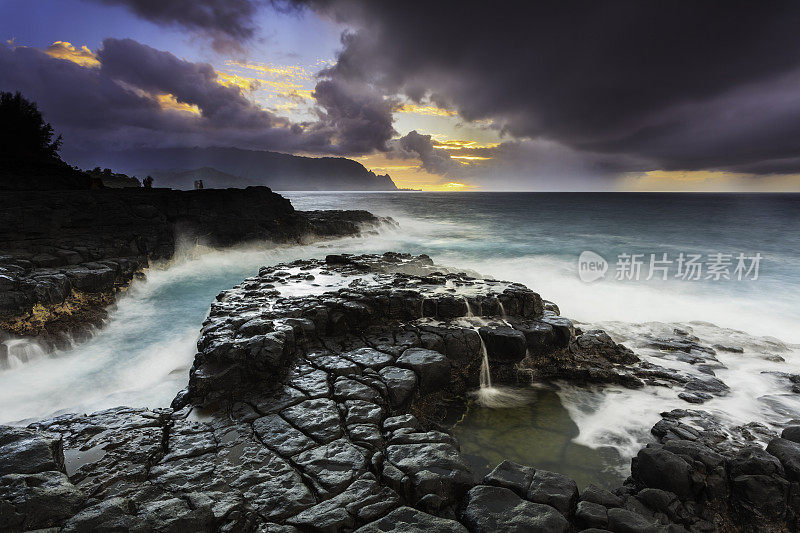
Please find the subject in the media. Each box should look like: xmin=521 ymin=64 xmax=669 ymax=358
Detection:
xmin=449 ymin=388 xmax=627 ymax=489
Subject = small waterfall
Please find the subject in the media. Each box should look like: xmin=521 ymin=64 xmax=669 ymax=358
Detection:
xmin=478 ymin=333 xmax=492 ymax=388
xmin=456 ymin=297 xmax=533 ymax=408
xmin=463 ymin=298 xmax=492 ymax=388
xmin=0 ymin=339 xmax=47 ymax=371
xmin=473 ymin=325 xmax=535 ymax=408
xmin=464 ymin=297 xmax=474 ymax=317
xmin=498 ymin=300 xmax=507 ymax=319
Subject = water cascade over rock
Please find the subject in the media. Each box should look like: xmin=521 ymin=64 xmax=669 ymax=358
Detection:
xmin=1 ymin=253 xmax=797 ymax=532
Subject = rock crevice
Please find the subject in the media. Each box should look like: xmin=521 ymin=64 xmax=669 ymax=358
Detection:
xmin=1 ymin=253 xmax=796 ymax=532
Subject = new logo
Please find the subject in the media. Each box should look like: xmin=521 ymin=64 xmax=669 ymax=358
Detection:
xmin=578 ymin=251 xmax=608 ymax=282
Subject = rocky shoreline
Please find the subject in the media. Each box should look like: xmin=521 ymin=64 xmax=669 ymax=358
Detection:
xmin=0 ymin=187 xmax=393 ymax=353
xmin=2 ymin=253 xmax=798 ymax=532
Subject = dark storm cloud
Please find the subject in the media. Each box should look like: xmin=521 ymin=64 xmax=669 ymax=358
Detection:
xmin=293 ymin=0 xmax=800 ymax=174
xmin=90 ymin=0 xmax=260 ymax=52
xmin=0 ymin=40 xmax=343 ymax=156
xmin=0 ymin=43 xmax=169 ymax=132
xmin=309 ymin=77 xmax=397 ymax=153
xmin=459 ymin=140 xmax=651 ymax=190
xmin=587 ymin=68 xmax=800 ymax=174
xmin=393 ymin=130 xmax=459 ymax=175
xmin=98 ymin=38 xmax=278 ymax=128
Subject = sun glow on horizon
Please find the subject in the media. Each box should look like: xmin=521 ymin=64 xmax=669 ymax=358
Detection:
xmin=424 ymin=181 xmax=477 ymax=191
xmin=355 ymin=152 xmax=481 ymax=191
xmin=621 ymin=170 xmax=800 ymax=192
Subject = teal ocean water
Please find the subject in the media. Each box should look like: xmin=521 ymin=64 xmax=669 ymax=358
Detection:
xmin=2 ymin=192 xmax=799 ymax=483
xmin=285 ymin=192 xmax=800 ymax=340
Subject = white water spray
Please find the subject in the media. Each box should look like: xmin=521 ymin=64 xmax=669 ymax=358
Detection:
xmin=0 ymin=232 xmax=398 ymax=424
xmin=0 ymin=339 xmax=48 ymax=370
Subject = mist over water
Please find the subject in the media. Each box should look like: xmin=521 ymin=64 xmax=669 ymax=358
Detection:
xmin=0 ymin=237 xmax=389 ymax=424
xmin=2 ymin=192 xmax=799 ymax=478
xmin=284 ymin=192 xmax=800 ymax=462
xmin=285 ymin=192 xmax=800 ymax=342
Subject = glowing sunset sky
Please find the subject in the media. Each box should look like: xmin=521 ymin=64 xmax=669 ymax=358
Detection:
xmin=2 ymin=1 xmax=800 ymax=191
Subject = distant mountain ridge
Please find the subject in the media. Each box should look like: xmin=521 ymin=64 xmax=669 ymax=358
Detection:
xmin=65 ymin=147 xmax=398 ymax=191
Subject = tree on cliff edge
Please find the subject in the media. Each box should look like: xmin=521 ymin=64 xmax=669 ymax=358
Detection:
xmin=0 ymin=91 xmax=62 ymax=162
xmin=0 ymin=91 xmax=90 ymax=190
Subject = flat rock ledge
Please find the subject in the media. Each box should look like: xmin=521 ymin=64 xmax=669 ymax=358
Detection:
xmin=0 ymin=186 xmax=395 ymax=353
xmin=1 ymin=253 xmax=798 ymax=532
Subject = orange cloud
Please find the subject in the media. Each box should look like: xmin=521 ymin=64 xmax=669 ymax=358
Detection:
xmin=421 ymin=138 xmax=499 ymax=165
xmin=450 ymin=155 xmax=492 ymax=161
xmin=44 ymin=41 xmax=99 ymax=68
xmin=215 ymin=71 xmax=261 ymax=91
xmin=224 ymin=60 xmax=311 ymax=81
xmin=433 ymin=139 xmax=500 ymax=150
xmin=216 ymin=60 xmax=317 ymax=116
xmin=155 ymin=94 xmax=201 ymax=115
xmin=281 ymin=88 xmax=314 ymax=100
xmin=397 ymin=103 xmax=456 ymax=116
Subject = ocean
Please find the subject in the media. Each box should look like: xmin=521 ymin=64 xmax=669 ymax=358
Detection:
xmin=2 ymin=192 xmax=799 ymax=483
xmin=285 ymin=192 xmax=800 ymax=341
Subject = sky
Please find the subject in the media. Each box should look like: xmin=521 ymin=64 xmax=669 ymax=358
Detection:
xmin=2 ymin=1 xmax=800 ymax=191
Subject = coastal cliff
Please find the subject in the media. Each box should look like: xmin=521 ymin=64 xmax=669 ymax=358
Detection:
xmin=1 ymin=254 xmax=796 ymax=532
xmin=0 ymin=91 xmax=397 ymax=348
xmin=0 ymin=187 xmax=394 ymax=348
xmin=65 ymin=146 xmax=399 ymax=191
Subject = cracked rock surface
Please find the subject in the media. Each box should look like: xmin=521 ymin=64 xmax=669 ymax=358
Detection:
xmin=2 ymin=253 xmax=798 ymax=532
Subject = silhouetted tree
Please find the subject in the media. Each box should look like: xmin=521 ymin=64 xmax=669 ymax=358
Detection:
xmin=0 ymin=91 xmax=92 ymax=190
xmin=0 ymin=91 xmax=62 ymax=164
